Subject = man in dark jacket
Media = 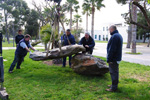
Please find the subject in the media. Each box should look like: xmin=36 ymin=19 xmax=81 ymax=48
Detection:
xmin=15 ymin=30 xmax=24 ymax=47
xmin=61 ymin=29 xmax=75 ymax=67
xmin=106 ymin=25 xmax=123 ymax=92
xmin=9 ymin=34 xmax=36 ymax=73
xmin=79 ymin=32 xmax=95 ymax=54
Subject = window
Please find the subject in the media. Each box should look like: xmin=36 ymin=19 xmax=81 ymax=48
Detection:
xmin=106 ymin=27 xmax=108 ymax=31
xmin=106 ymin=35 xmax=108 ymax=41
xmin=99 ymin=35 xmax=101 ymax=40
xmin=103 ymin=35 xmax=105 ymax=41
xmin=95 ymin=35 xmax=97 ymax=39
xmin=103 ymin=27 xmax=105 ymax=31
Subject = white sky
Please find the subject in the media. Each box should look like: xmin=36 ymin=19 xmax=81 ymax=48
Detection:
xmin=25 ymin=0 xmax=129 ymax=30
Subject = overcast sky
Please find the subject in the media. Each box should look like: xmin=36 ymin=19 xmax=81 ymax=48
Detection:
xmin=24 ymin=0 xmax=129 ymax=30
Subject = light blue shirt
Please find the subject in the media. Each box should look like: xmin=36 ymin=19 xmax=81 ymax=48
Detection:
xmin=20 ymin=42 xmax=32 ymax=49
xmin=117 ymin=61 xmax=121 ymax=64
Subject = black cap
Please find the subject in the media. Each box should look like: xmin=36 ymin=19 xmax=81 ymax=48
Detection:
xmin=67 ymin=29 xmax=71 ymax=32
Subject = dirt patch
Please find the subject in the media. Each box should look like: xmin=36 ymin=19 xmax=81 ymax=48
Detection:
xmin=130 ymin=74 xmax=150 ymax=82
xmin=43 ymin=60 xmax=69 ymax=66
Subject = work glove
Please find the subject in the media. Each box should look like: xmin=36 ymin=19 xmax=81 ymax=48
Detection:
xmin=34 ymin=50 xmax=39 ymax=52
xmin=85 ymin=45 xmax=89 ymax=48
xmin=29 ymin=51 xmax=32 ymax=55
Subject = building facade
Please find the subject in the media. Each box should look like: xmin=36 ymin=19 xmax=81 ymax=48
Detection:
xmin=85 ymin=23 xmax=129 ymax=43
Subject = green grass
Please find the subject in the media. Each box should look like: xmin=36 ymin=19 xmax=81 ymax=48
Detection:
xmin=95 ymin=41 xmax=108 ymax=43
xmin=126 ymin=52 xmax=142 ymax=55
xmin=2 ymin=50 xmax=150 ymax=100
xmin=136 ymin=43 xmax=148 ymax=45
xmin=95 ymin=41 xmax=127 ymax=44
xmin=2 ymin=41 xmax=16 ymax=47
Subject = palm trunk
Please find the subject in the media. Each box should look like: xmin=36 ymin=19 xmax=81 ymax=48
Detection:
xmin=143 ymin=33 xmax=146 ymax=43
xmin=45 ymin=43 xmax=47 ymax=51
xmin=70 ymin=8 xmax=72 ymax=30
xmin=126 ymin=25 xmax=132 ymax=48
xmin=39 ymin=22 xmax=41 ymax=40
xmin=91 ymin=6 xmax=95 ymax=38
xmin=131 ymin=3 xmax=137 ymax=53
xmin=4 ymin=10 xmax=9 ymax=44
xmin=86 ymin=13 xmax=88 ymax=32
xmin=76 ymin=19 xmax=78 ymax=30
xmin=12 ymin=23 xmax=15 ymax=47
xmin=147 ymin=35 xmax=150 ymax=47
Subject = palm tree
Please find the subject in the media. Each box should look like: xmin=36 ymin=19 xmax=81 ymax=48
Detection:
xmin=84 ymin=0 xmax=104 ymax=38
xmin=74 ymin=14 xmax=82 ymax=30
xmin=64 ymin=0 xmax=79 ymax=30
xmin=82 ymin=0 xmax=91 ymax=32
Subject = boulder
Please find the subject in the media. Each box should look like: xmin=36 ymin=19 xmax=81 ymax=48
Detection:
xmin=30 ymin=45 xmax=86 ymax=61
xmin=71 ymin=54 xmax=109 ymax=76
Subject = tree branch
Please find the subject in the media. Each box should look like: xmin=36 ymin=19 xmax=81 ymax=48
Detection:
xmin=132 ymin=1 xmax=150 ymax=26
xmin=130 ymin=20 xmax=150 ymax=30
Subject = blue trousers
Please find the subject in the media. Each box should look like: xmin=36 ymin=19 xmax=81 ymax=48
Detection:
xmin=63 ymin=56 xmax=72 ymax=67
xmin=86 ymin=48 xmax=93 ymax=54
xmin=109 ymin=62 xmax=119 ymax=90
xmin=9 ymin=54 xmax=24 ymax=71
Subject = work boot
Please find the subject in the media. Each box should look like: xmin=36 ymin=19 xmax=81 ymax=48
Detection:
xmin=8 ymin=71 xmax=13 ymax=73
xmin=106 ymin=88 xmax=117 ymax=92
xmin=62 ymin=66 xmax=65 ymax=68
xmin=107 ymin=85 xmax=112 ymax=88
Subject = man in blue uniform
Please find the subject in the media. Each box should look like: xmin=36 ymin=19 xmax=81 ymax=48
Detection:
xmin=106 ymin=25 xmax=123 ymax=92
xmin=79 ymin=32 xmax=95 ymax=54
xmin=9 ymin=34 xmax=36 ymax=73
xmin=61 ymin=29 xmax=75 ymax=67
xmin=15 ymin=30 xmax=24 ymax=47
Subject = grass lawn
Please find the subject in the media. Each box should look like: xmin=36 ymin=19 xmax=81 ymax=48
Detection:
xmin=125 ymin=52 xmax=142 ymax=55
xmin=2 ymin=50 xmax=150 ymax=100
xmin=2 ymin=41 xmax=16 ymax=47
xmin=95 ymin=41 xmax=108 ymax=43
xmin=95 ymin=41 xmax=128 ymax=44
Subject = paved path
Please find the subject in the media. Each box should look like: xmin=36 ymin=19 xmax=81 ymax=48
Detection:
xmin=93 ymin=43 xmax=150 ymax=66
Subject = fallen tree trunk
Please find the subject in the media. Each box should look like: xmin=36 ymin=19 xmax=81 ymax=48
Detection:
xmin=30 ymin=45 xmax=86 ymax=61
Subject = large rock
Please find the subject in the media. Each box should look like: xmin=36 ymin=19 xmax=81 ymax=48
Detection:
xmin=30 ymin=45 xmax=86 ymax=61
xmin=71 ymin=54 xmax=109 ymax=76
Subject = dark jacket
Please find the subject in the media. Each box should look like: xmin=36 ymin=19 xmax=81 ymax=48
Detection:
xmin=15 ymin=39 xmax=30 ymax=57
xmin=79 ymin=36 xmax=95 ymax=50
xmin=61 ymin=34 xmax=75 ymax=46
xmin=15 ymin=34 xmax=24 ymax=45
xmin=107 ymin=30 xmax=123 ymax=63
